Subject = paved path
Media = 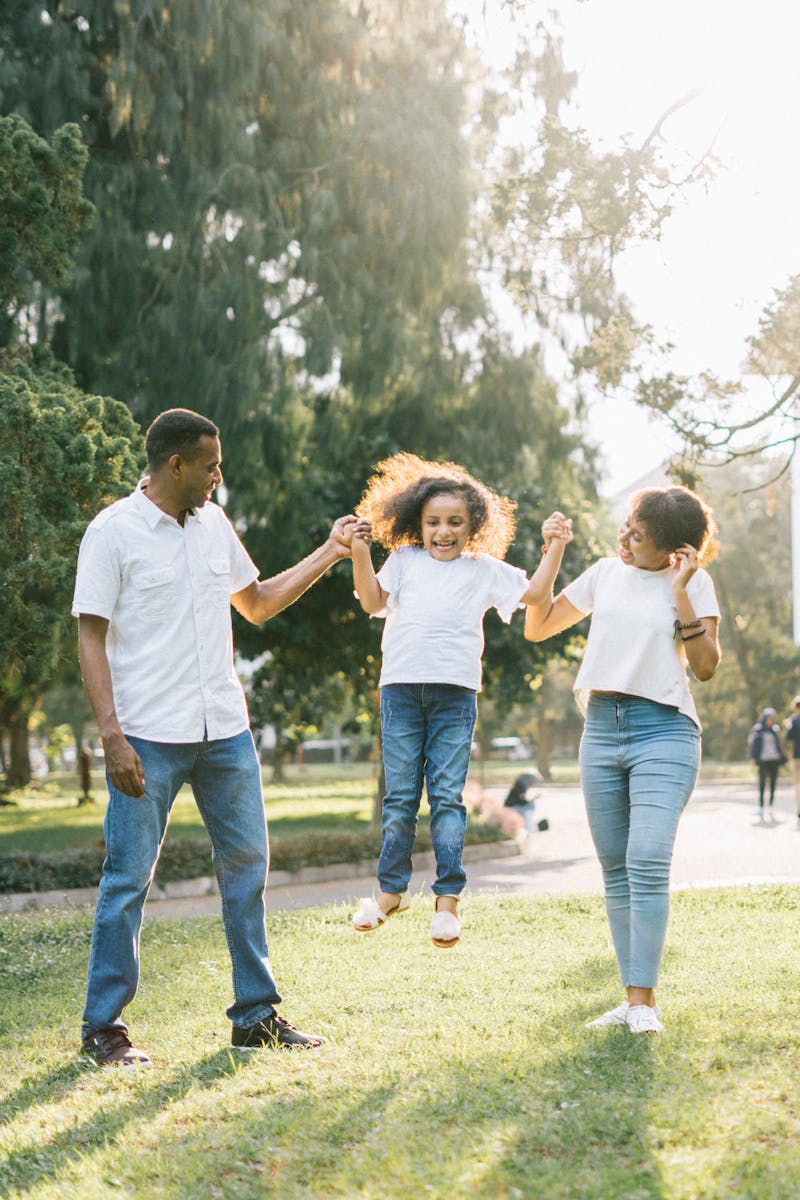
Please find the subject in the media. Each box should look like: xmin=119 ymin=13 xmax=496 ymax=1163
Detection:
xmin=144 ymin=778 xmax=800 ymax=921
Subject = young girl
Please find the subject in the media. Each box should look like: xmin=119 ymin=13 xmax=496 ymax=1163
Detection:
xmin=347 ymin=452 xmax=571 ymax=948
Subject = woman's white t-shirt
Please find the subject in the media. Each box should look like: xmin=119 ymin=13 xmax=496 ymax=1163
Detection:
xmin=374 ymin=546 xmax=529 ymax=691
xmin=562 ymin=556 xmax=720 ymax=727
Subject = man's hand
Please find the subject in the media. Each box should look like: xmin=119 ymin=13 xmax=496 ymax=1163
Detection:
xmin=329 ymin=514 xmax=358 ymax=559
xmin=102 ymin=731 xmax=145 ymax=798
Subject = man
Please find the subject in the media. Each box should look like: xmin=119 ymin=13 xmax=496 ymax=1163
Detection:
xmin=784 ymin=696 xmax=800 ymax=820
xmin=73 ymin=408 xmax=355 ymax=1065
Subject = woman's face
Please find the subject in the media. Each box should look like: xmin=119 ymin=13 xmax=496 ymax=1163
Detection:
xmin=618 ymin=513 xmax=672 ymax=572
xmin=420 ymin=493 xmax=471 ymax=561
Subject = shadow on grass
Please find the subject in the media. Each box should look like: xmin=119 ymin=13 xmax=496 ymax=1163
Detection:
xmin=0 ymin=1048 xmax=249 ymax=1194
xmin=120 ymin=975 xmax=668 ymax=1200
xmin=0 ymin=1061 xmax=88 ymax=1127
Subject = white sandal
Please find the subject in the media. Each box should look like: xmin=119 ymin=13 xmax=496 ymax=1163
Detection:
xmin=430 ymin=896 xmax=460 ymax=948
xmin=353 ymin=895 xmax=409 ymax=932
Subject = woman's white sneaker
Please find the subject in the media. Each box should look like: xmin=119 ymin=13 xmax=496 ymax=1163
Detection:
xmin=585 ymin=1001 xmax=630 ymax=1028
xmin=626 ymin=1004 xmax=664 ymax=1035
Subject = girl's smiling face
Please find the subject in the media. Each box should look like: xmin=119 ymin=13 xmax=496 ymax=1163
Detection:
xmin=618 ymin=514 xmax=672 ymax=571
xmin=421 ymin=493 xmax=471 ymax=561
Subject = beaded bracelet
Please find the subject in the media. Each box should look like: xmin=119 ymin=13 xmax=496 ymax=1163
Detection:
xmin=674 ymin=619 xmax=702 ymax=638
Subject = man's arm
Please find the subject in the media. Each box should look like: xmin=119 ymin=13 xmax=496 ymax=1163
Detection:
xmin=231 ymin=515 xmax=356 ymax=625
xmin=77 ymin=614 xmax=145 ymax=797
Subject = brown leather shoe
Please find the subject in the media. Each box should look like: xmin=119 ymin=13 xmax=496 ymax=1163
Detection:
xmin=81 ymin=1028 xmax=153 ymax=1067
xmin=231 ymin=1012 xmax=324 ymax=1049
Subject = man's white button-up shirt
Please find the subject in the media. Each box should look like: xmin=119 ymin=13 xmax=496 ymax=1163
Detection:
xmin=72 ymin=480 xmax=260 ymax=742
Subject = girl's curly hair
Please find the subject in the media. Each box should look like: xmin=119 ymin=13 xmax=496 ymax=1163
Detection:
xmin=356 ymin=452 xmax=517 ymax=558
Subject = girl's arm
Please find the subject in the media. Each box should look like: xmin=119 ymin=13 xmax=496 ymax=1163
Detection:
xmin=350 ymin=520 xmax=390 ymax=614
xmin=523 ymin=511 xmax=585 ymax=641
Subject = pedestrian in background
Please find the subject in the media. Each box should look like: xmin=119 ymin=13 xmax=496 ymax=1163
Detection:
xmin=783 ymin=697 xmax=800 ymax=821
xmin=748 ymin=707 xmax=787 ymax=817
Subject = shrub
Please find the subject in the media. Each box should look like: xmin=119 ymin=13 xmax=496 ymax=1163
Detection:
xmin=0 ymin=822 xmax=504 ymax=893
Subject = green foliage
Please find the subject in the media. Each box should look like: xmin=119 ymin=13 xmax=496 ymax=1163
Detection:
xmin=486 ymin=33 xmax=715 ymax=341
xmin=694 ymin=459 xmax=800 ymax=758
xmin=1 ymin=0 xmax=472 ymax=429
xmin=0 ymin=821 xmax=502 ymax=893
xmin=5 ymin=1 xmax=693 ymax=752
xmin=0 ymin=114 xmax=95 ymax=315
xmin=0 ymin=350 xmax=143 ymax=729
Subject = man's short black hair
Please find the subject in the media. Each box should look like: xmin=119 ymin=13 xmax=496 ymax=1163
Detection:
xmin=145 ymin=409 xmax=219 ymax=469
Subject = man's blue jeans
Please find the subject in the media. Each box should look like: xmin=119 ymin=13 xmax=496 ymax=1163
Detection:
xmin=378 ymin=683 xmax=477 ymax=897
xmin=82 ymin=729 xmax=281 ymax=1037
xmin=579 ymin=694 xmax=701 ymax=988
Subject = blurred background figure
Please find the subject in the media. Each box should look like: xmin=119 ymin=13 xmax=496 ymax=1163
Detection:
xmin=504 ymin=771 xmax=545 ymax=835
xmin=784 ymin=697 xmax=800 ymax=821
xmin=748 ymin=707 xmax=787 ymax=817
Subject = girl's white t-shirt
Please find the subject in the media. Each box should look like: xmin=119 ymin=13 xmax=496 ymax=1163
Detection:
xmin=562 ymin=556 xmax=720 ymax=727
xmin=374 ymin=545 xmax=529 ymax=691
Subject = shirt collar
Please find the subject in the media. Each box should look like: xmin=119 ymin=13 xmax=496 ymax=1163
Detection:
xmin=133 ymin=477 xmax=184 ymax=529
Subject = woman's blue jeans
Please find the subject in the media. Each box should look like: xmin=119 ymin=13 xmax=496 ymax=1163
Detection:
xmin=579 ymin=694 xmax=700 ymax=988
xmin=82 ymin=729 xmax=281 ymax=1037
xmin=378 ymin=683 xmax=477 ymax=897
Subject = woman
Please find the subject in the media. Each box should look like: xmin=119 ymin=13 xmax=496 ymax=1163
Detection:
xmin=525 ymin=486 xmax=720 ymax=1035
xmin=748 ymin=707 xmax=787 ymax=814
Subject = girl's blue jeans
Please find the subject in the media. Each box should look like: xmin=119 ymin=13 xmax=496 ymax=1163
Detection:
xmin=82 ymin=729 xmax=281 ymax=1038
xmin=378 ymin=683 xmax=478 ymax=897
xmin=579 ymin=693 xmax=700 ymax=988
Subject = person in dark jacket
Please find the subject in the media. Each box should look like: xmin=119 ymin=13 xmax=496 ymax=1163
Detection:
xmin=748 ymin=707 xmax=787 ymax=814
xmin=504 ymin=772 xmax=542 ymax=833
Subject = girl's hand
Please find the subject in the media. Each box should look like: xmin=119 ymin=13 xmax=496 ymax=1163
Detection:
xmin=352 ymin=518 xmax=373 ymax=545
xmin=671 ymin=543 xmax=699 ymax=591
xmin=541 ymin=511 xmax=573 ymax=551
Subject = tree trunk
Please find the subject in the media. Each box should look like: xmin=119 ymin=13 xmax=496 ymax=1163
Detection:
xmin=7 ymin=706 xmax=32 ymax=789
xmin=535 ymin=711 xmax=552 ymax=782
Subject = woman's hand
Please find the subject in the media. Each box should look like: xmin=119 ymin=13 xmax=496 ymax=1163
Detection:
xmin=670 ymin=543 xmax=699 ymax=592
xmin=541 ymin=511 xmax=573 ymax=551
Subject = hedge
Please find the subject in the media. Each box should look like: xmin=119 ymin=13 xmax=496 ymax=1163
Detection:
xmin=0 ymin=822 xmax=505 ymax=894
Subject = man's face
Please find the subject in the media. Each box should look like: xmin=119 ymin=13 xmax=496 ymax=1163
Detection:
xmin=177 ymin=435 xmax=223 ymax=511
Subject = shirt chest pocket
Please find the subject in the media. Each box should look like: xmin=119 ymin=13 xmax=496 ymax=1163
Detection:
xmin=207 ymin=557 xmax=231 ymax=600
xmin=133 ymin=566 xmax=175 ymax=616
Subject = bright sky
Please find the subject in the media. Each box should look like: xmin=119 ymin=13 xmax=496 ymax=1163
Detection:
xmin=458 ymin=0 xmax=800 ymax=493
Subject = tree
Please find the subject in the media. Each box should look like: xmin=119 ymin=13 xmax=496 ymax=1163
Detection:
xmin=0 ymin=113 xmax=95 ymax=339
xmin=692 ymin=458 xmax=800 ymax=759
xmin=571 ymin=272 xmax=800 ymax=477
xmin=1 ymin=3 xmax=706 ymax=760
xmin=0 ymin=113 xmax=140 ymax=788
xmin=0 ymin=1 xmax=473 ymax=467
xmin=0 ymin=351 xmax=143 ymax=787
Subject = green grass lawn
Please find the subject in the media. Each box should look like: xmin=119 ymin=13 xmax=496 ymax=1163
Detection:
xmin=1 ymin=885 xmax=798 ymax=1199
xmin=0 ymin=778 xmax=379 ymax=855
